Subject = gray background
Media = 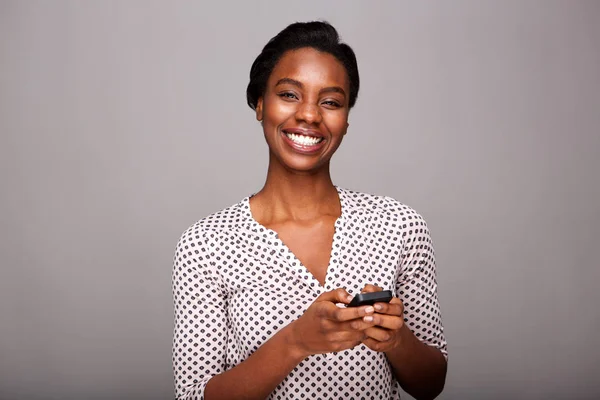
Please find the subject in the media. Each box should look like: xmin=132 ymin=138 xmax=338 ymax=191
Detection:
xmin=1 ymin=1 xmax=599 ymax=399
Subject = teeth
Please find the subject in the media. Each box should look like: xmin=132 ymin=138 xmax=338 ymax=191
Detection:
xmin=285 ymin=133 xmax=322 ymax=146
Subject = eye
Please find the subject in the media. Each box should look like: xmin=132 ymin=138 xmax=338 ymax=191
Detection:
xmin=278 ymin=92 xmax=298 ymax=100
xmin=322 ymin=100 xmax=342 ymax=108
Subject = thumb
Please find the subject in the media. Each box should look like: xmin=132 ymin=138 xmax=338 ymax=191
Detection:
xmin=361 ymin=284 xmax=383 ymax=294
xmin=317 ymin=288 xmax=353 ymax=305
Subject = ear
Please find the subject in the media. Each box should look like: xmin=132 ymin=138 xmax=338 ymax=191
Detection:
xmin=343 ymin=122 xmax=349 ymax=135
xmin=256 ymin=97 xmax=264 ymax=122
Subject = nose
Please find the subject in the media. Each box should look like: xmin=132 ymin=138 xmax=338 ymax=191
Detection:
xmin=295 ymin=102 xmax=322 ymax=125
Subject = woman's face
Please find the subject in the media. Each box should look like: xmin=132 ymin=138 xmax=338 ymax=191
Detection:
xmin=256 ymin=47 xmax=350 ymax=173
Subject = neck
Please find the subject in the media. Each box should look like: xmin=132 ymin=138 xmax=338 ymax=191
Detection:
xmin=251 ymin=155 xmax=341 ymax=223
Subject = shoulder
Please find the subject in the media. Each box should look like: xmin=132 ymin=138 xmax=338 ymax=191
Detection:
xmin=175 ymin=199 xmax=248 ymax=253
xmin=339 ymin=187 xmax=428 ymax=225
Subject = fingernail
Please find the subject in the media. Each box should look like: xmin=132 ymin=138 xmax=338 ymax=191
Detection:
xmin=365 ymin=306 xmax=374 ymax=314
xmin=364 ymin=315 xmax=373 ymax=322
xmin=374 ymin=304 xmax=383 ymax=311
xmin=346 ymin=295 xmax=354 ymax=302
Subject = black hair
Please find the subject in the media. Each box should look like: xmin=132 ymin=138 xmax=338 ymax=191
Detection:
xmin=246 ymin=21 xmax=360 ymax=110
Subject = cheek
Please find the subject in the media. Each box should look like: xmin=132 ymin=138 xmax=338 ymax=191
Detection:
xmin=263 ymin=100 xmax=296 ymax=125
xmin=326 ymin=113 xmax=349 ymax=135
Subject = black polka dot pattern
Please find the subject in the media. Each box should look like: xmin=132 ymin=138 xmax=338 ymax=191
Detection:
xmin=172 ymin=187 xmax=447 ymax=399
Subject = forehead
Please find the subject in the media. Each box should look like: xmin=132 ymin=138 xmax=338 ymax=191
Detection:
xmin=268 ymin=47 xmax=349 ymax=90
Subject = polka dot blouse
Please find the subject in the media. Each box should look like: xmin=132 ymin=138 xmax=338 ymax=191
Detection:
xmin=172 ymin=187 xmax=447 ymax=399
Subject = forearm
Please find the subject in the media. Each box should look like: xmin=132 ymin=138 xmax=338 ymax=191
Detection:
xmin=385 ymin=325 xmax=447 ymax=400
xmin=204 ymin=322 xmax=306 ymax=400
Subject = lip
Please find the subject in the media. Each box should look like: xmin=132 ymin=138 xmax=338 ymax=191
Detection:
xmin=280 ymin=129 xmax=326 ymax=154
xmin=282 ymin=127 xmax=324 ymax=138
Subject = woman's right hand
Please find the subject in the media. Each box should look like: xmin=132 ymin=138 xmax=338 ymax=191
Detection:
xmin=288 ymin=288 xmax=376 ymax=358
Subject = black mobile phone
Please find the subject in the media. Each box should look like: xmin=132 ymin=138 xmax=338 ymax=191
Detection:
xmin=347 ymin=290 xmax=393 ymax=307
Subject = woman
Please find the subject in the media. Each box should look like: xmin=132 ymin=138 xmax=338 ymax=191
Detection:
xmin=173 ymin=21 xmax=447 ymax=400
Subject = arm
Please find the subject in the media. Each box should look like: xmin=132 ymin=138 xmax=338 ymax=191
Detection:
xmin=173 ymin=228 xmax=376 ymax=400
xmin=360 ymin=296 xmax=447 ymax=400
xmin=172 ymin=231 xmax=229 ymax=399
xmin=382 ymin=309 xmax=447 ymax=399
xmin=173 ymin=236 xmax=299 ymax=399
xmin=361 ymin=215 xmax=447 ymax=400
xmin=203 ymin=322 xmax=304 ymax=399
xmin=204 ymin=289 xmax=377 ymax=400
xmin=392 ymin=216 xmax=447 ymax=399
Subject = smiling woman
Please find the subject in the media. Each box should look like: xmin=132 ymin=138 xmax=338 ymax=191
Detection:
xmin=256 ymin=48 xmax=349 ymax=171
xmin=172 ymin=21 xmax=447 ymax=400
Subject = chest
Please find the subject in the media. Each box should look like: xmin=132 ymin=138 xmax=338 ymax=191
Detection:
xmin=221 ymin=214 xmax=402 ymax=363
xmin=212 ymin=212 xmax=403 ymax=295
xmin=269 ymin=217 xmax=337 ymax=286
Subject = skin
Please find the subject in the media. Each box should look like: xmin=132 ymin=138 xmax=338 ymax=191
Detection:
xmin=203 ymin=47 xmax=446 ymax=400
xmin=251 ymin=47 xmax=350 ymax=286
xmin=360 ymin=285 xmax=448 ymax=400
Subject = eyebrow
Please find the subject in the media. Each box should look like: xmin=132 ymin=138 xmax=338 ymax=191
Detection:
xmin=275 ymin=77 xmax=346 ymax=97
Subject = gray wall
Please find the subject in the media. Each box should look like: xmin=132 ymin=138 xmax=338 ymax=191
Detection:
xmin=1 ymin=1 xmax=599 ymax=399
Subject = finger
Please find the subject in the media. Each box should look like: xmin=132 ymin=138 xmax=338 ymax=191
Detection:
xmin=362 ymin=337 xmax=385 ymax=352
xmin=369 ymin=313 xmax=404 ymax=331
xmin=322 ymin=303 xmax=375 ymax=322
xmin=329 ymin=329 xmax=367 ymax=344
xmin=316 ymin=288 xmax=353 ymax=305
xmin=343 ymin=317 xmax=377 ymax=331
xmin=363 ymin=327 xmax=394 ymax=342
xmin=372 ymin=298 xmax=404 ymax=316
xmin=361 ymin=284 xmax=383 ymax=293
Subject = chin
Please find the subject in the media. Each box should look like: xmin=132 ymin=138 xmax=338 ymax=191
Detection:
xmin=280 ymin=157 xmax=327 ymax=174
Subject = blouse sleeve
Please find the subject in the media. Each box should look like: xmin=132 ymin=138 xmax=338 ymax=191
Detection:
xmin=172 ymin=229 xmax=229 ymax=399
xmin=396 ymin=212 xmax=448 ymax=359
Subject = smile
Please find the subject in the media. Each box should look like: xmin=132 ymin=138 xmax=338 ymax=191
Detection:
xmin=281 ymin=129 xmax=326 ymax=154
xmin=284 ymin=132 xmax=324 ymax=146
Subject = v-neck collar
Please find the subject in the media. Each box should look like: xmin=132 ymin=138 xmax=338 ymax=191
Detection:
xmin=240 ymin=186 xmax=349 ymax=293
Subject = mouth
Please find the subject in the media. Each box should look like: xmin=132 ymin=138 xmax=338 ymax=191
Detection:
xmin=281 ymin=128 xmax=325 ymax=151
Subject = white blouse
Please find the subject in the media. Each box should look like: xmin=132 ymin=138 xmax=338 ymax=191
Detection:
xmin=172 ymin=187 xmax=447 ymax=399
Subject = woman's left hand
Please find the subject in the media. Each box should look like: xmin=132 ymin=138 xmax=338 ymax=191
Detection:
xmin=360 ymin=284 xmax=406 ymax=352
